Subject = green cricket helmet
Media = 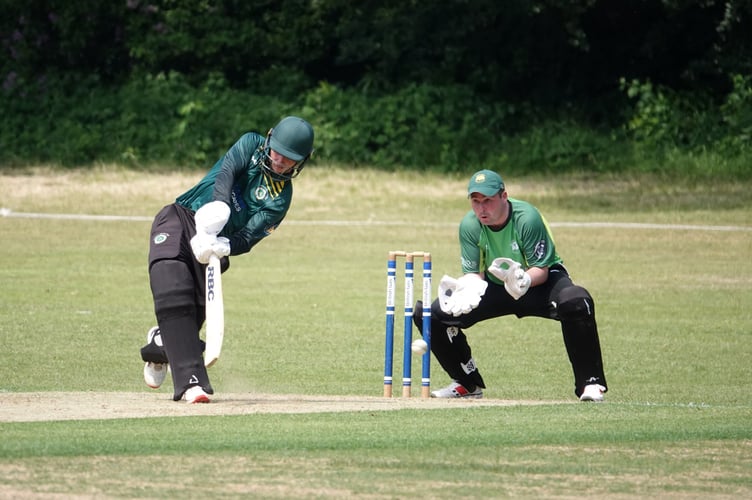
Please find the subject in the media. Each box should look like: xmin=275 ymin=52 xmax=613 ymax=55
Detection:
xmin=260 ymin=116 xmax=315 ymax=181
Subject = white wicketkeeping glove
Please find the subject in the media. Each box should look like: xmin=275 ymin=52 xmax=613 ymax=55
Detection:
xmin=488 ymin=257 xmax=531 ymax=300
xmin=212 ymin=236 xmax=231 ymax=258
xmin=194 ymin=201 xmax=231 ymax=235
xmin=190 ymin=232 xmax=217 ymax=264
xmin=438 ymin=274 xmax=488 ymax=317
xmin=438 ymin=275 xmax=459 ymax=314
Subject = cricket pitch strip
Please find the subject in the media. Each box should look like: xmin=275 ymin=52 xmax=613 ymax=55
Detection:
xmin=0 ymin=392 xmax=571 ymax=422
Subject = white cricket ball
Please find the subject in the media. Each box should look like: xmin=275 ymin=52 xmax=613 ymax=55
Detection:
xmin=411 ymin=339 xmax=428 ymax=355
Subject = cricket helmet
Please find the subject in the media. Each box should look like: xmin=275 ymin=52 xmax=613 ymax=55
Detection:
xmin=260 ymin=116 xmax=315 ymax=181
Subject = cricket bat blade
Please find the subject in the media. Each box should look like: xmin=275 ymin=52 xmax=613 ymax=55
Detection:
xmin=204 ymin=253 xmax=224 ymax=367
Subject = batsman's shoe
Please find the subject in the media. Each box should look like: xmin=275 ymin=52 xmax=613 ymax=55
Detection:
xmin=184 ymin=385 xmax=211 ymax=404
xmin=143 ymin=326 xmax=169 ymax=389
xmin=144 ymin=362 xmax=168 ymax=389
xmin=431 ymin=381 xmax=483 ymax=399
xmin=579 ymin=384 xmax=606 ymax=402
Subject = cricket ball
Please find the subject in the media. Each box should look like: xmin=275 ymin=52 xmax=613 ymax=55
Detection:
xmin=411 ymin=339 xmax=428 ymax=355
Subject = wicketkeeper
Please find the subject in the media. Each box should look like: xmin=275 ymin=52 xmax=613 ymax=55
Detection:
xmin=140 ymin=116 xmax=314 ymax=403
xmin=413 ymin=170 xmax=608 ymax=401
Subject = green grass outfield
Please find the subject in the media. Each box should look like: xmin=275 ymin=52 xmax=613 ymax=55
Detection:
xmin=1 ymin=166 xmax=751 ymax=498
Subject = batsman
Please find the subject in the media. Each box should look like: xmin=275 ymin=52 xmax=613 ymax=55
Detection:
xmin=140 ymin=116 xmax=314 ymax=403
xmin=414 ymin=170 xmax=608 ymax=401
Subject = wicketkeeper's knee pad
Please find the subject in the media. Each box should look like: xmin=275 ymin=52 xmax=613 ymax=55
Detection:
xmin=149 ymin=259 xmax=197 ymax=322
xmin=556 ymin=285 xmax=595 ymax=321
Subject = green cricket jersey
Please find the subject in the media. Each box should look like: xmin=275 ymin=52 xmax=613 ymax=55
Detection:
xmin=459 ymin=198 xmax=562 ymax=285
xmin=176 ymin=132 xmax=293 ymax=255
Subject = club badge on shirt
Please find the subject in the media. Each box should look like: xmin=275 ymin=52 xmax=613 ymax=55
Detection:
xmin=153 ymin=233 xmax=169 ymax=244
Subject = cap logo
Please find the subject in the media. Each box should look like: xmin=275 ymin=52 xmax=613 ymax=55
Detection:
xmin=475 ymin=173 xmax=486 ymax=183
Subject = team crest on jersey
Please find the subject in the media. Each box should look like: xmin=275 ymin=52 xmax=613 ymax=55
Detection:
xmin=255 ymin=187 xmax=268 ymax=201
xmin=511 ymin=241 xmax=519 ymax=252
xmin=153 ymin=233 xmax=169 ymax=244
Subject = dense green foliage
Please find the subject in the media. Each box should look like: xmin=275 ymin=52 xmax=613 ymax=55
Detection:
xmin=1 ymin=1 xmax=750 ymax=175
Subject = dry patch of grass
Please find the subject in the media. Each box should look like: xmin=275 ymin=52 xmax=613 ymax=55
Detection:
xmin=2 ymin=440 xmax=750 ymax=498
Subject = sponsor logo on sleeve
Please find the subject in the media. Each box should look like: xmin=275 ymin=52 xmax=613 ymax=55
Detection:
xmin=534 ymin=239 xmax=547 ymax=259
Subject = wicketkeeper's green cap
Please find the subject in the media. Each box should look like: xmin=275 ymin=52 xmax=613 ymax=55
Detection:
xmin=467 ymin=170 xmax=505 ymax=197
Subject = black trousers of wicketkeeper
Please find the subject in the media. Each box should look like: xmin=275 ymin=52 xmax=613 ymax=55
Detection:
xmin=142 ymin=203 xmax=228 ymax=400
xmin=413 ymin=264 xmax=607 ymax=397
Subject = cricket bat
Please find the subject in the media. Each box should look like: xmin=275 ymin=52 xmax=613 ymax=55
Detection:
xmin=204 ymin=253 xmax=224 ymax=367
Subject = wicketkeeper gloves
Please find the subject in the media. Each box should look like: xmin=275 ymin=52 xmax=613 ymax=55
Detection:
xmin=438 ymin=274 xmax=489 ymax=317
xmin=488 ymin=257 xmax=532 ymax=300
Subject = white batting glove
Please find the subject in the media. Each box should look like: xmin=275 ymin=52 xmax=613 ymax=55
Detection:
xmin=212 ymin=236 xmax=231 ymax=258
xmin=190 ymin=232 xmax=217 ymax=264
xmin=195 ymin=201 xmax=230 ymax=235
xmin=489 ymin=257 xmax=531 ymax=300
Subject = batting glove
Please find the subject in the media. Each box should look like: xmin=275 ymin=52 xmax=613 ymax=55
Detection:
xmin=195 ymin=201 xmax=231 ymax=235
xmin=212 ymin=236 xmax=231 ymax=258
xmin=190 ymin=232 xmax=217 ymax=264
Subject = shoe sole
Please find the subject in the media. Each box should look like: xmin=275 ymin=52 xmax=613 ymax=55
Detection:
xmin=183 ymin=386 xmax=211 ymax=404
xmin=430 ymin=392 xmax=484 ymax=399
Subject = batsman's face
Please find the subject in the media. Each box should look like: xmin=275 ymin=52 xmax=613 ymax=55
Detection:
xmin=470 ymin=191 xmax=508 ymax=227
xmin=269 ymin=149 xmax=297 ymax=175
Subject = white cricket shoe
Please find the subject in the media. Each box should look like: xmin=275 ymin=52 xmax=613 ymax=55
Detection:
xmin=579 ymin=384 xmax=606 ymax=402
xmin=143 ymin=326 xmax=168 ymax=389
xmin=144 ymin=362 xmax=168 ymax=389
xmin=430 ymin=381 xmax=483 ymax=399
xmin=184 ymin=385 xmax=210 ymax=404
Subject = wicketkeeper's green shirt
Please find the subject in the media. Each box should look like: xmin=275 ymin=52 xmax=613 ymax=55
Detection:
xmin=459 ymin=198 xmax=562 ymax=285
